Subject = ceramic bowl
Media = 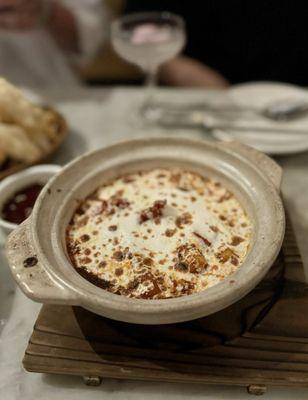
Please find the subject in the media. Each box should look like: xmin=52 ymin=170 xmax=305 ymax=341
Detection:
xmin=6 ymin=138 xmax=285 ymax=324
xmin=0 ymin=164 xmax=62 ymax=237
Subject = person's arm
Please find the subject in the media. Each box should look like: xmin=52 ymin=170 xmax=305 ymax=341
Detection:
xmin=0 ymin=0 xmax=79 ymax=52
xmin=54 ymin=0 xmax=108 ymax=63
xmin=160 ymin=55 xmax=229 ymax=88
xmin=46 ymin=1 xmax=79 ymax=53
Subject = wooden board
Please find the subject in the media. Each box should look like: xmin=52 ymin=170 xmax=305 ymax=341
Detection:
xmin=23 ymin=218 xmax=308 ymax=394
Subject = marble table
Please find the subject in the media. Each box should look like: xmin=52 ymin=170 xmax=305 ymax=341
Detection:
xmin=1 ymin=87 xmax=308 ymax=400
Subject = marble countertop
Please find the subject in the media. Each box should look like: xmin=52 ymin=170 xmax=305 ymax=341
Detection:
xmin=1 ymin=87 xmax=308 ymax=399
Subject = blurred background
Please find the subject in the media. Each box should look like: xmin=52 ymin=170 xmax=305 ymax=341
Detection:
xmin=80 ymin=0 xmax=143 ymax=85
xmin=2 ymin=0 xmax=308 ymax=87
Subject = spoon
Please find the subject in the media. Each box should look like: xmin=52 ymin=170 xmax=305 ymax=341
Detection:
xmin=260 ymin=99 xmax=308 ymax=121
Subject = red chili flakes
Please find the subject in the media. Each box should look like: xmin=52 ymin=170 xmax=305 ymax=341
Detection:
xmin=165 ymin=228 xmax=176 ymax=237
xmin=68 ymin=242 xmax=81 ymax=257
xmin=80 ymin=234 xmax=90 ymax=242
xmin=75 ymin=207 xmax=84 ymax=216
xmin=107 ymin=207 xmax=115 ymax=216
xmin=218 ymin=191 xmax=232 ymax=203
xmin=170 ymin=173 xmax=181 ymax=184
xmin=178 ymin=186 xmax=189 ymax=192
xmin=128 ymin=279 xmax=140 ymax=291
xmin=122 ymin=176 xmax=135 ymax=183
xmin=139 ymin=212 xmax=149 ymax=224
xmin=76 ymin=216 xmax=89 ymax=227
xmin=230 ymin=236 xmax=244 ymax=246
xmin=87 ymin=191 xmax=100 ymax=201
xmin=216 ymin=248 xmax=232 ymax=263
xmin=139 ymin=199 xmax=167 ymax=224
xmin=175 ymin=212 xmax=192 ymax=229
xmin=176 ymin=243 xmax=207 ymax=274
xmin=80 ymin=257 xmax=92 ymax=264
xmin=231 ymin=256 xmax=239 ymax=266
xmin=193 ymin=232 xmax=211 ymax=246
xmin=113 ymin=250 xmax=124 ymax=261
xmin=92 ymin=200 xmax=108 ymax=216
xmin=115 ymin=268 xmax=123 ymax=276
xmin=175 ymin=262 xmax=189 ymax=272
xmin=138 ymin=272 xmax=162 ymax=299
xmin=111 ymin=197 xmax=130 ymax=209
xmin=108 ymin=225 xmax=117 ymax=231
xmin=98 ymin=261 xmax=106 ymax=268
xmin=172 ymin=279 xmax=195 ymax=296
xmin=216 ymin=248 xmax=238 ymax=264
xmin=143 ymin=257 xmax=154 ymax=266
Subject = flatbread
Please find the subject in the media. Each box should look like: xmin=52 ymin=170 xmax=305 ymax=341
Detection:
xmin=0 ymin=123 xmax=42 ymax=163
xmin=0 ymin=78 xmax=64 ymax=152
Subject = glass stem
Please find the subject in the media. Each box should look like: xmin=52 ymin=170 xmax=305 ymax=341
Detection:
xmin=144 ymin=67 xmax=158 ymax=109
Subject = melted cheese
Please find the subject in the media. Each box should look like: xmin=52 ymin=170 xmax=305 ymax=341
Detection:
xmin=66 ymin=168 xmax=252 ymax=299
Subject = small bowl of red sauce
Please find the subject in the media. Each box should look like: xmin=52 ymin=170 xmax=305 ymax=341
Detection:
xmin=0 ymin=165 xmax=62 ymax=236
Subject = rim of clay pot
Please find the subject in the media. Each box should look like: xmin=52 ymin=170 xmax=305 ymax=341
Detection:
xmin=6 ymin=137 xmax=285 ymax=324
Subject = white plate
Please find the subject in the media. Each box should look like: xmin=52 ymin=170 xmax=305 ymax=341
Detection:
xmin=212 ymin=82 xmax=308 ymax=155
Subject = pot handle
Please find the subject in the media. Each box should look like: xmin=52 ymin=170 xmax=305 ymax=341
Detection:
xmin=5 ymin=219 xmax=77 ymax=304
xmin=221 ymin=141 xmax=282 ymax=191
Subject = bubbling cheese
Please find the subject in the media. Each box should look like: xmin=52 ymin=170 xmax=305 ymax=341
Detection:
xmin=66 ymin=168 xmax=252 ymax=299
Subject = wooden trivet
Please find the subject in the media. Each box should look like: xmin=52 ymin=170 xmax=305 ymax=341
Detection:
xmin=23 ymin=218 xmax=308 ymax=395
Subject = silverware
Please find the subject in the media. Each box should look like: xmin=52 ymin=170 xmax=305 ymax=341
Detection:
xmin=157 ymin=98 xmax=308 ymax=122
xmin=155 ymin=110 xmax=308 ymax=134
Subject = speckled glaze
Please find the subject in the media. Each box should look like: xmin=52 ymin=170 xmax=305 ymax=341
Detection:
xmin=6 ymin=138 xmax=285 ymax=324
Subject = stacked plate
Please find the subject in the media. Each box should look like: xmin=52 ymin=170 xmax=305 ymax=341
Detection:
xmin=213 ymin=82 xmax=308 ymax=155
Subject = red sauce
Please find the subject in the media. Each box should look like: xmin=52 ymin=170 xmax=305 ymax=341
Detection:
xmin=2 ymin=184 xmax=43 ymax=224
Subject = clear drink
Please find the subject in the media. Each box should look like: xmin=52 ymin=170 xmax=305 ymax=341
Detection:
xmin=111 ymin=12 xmax=186 ymax=122
xmin=113 ymin=21 xmax=186 ymax=72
